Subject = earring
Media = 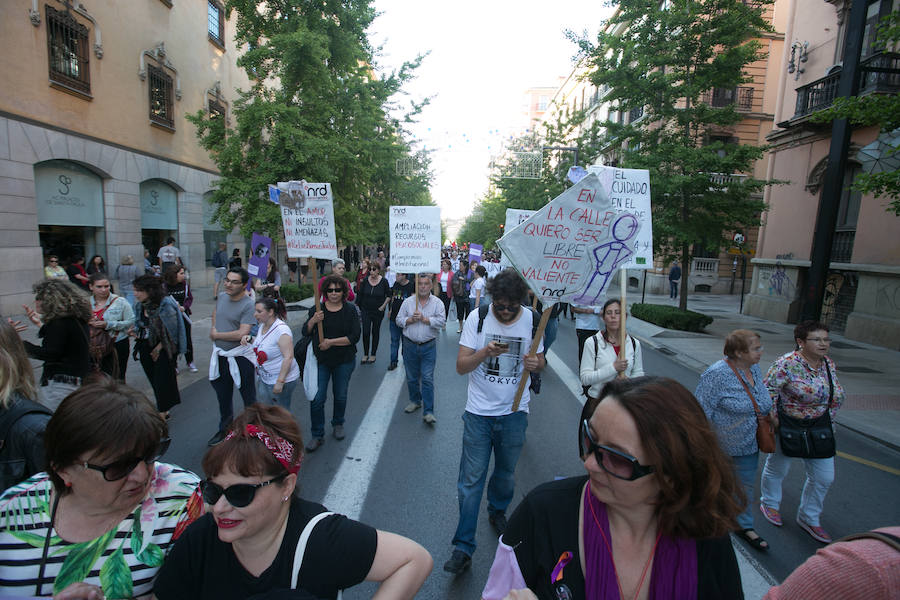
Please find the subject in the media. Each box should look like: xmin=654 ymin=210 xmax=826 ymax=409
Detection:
xmin=65 ymin=481 xmax=72 ymax=488
xmin=282 ymin=496 xmax=289 ymax=502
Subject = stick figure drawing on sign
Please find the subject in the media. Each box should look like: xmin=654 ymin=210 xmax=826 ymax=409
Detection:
xmin=576 ymin=213 xmax=640 ymax=303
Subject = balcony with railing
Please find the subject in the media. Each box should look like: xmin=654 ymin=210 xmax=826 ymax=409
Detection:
xmin=700 ymin=87 xmax=755 ymax=111
xmin=629 ymin=105 xmax=644 ymax=123
xmin=789 ymin=52 xmax=900 ymax=121
xmin=831 ymin=230 xmax=855 ymax=263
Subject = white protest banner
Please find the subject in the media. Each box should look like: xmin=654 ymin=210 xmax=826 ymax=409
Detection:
xmin=496 ymin=173 xmax=642 ymax=305
xmin=281 ymin=182 xmax=337 ymax=260
xmin=389 ymin=205 xmax=441 ymax=273
xmin=500 ymin=209 xmax=537 ymax=267
xmin=587 ymin=165 xmax=653 ymax=269
xmin=483 ymin=262 xmax=503 ymax=278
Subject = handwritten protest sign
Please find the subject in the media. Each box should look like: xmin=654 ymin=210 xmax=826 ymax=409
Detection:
xmin=496 ymin=173 xmax=642 ymax=305
xmin=587 ymin=166 xmax=653 ymax=269
xmin=389 ymin=206 xmax=441 ymax=273
xmin=483 ymin=262 xmax=503 ymax=278
xmin=280 ymin=182 xmax=337 ymax=260
xmin=500 ymin=209 xmax=537 ymax=267
xmin=268 ymin=180 xmax=306 ymax=210
xmin=468 ymin=243 xmax=483 ymax=265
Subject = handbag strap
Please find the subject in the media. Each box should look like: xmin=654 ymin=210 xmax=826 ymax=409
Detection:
xmin=835 ymin=531 xmax=900 ymax=552
xmin=726 ymin=360 xmax=764 ymax=417
xmin=291 ymin=511 xmax=336 ymax=590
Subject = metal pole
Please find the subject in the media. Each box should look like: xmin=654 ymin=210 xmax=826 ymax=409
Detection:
xmin=740 ymin=255 xmax=747 ymax=314
xmin=641 ymin=270 xmax=647 ymax=304
xmin=799 ymin=0 xmax=868 ymax=322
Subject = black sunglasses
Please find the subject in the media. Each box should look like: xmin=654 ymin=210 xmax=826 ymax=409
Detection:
xmin=83 ymin=438 xmax=171 ymax=481
xmin=326 ymin=288 xmax=342 ymax=293
xmin=200 ymin=473 xmax=288 ymax=508
xmin=580 ymin=419 xmax=654 ymax=481
xmin=492 ymin=303 xmax=521 ymax=314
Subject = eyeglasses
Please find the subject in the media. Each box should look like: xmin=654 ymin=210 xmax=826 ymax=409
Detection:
xmin=200 ymin=473 xmax=288 ymax=508
xmin=806 ymin=337 xmax=831 ymax=344
xmin=580 ymin=420 xmax=654 ymax=481
xmin=326 ymin=288 xmax=342 ymax=293
xmin=492 ymin=303 xmax=521 ymax=314
xmin=83 ymin=438 xmax=171 ymax=481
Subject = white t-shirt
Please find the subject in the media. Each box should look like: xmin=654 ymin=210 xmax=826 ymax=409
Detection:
xmin=439 ymin=271 xmax=451 ymax=293
xmin=572 ymin=302 xmax=602 ymax=331
xmin=459 ymin=306 xmax=543 ymax=416
xmin=469 ymin=277 xmax=486 ymax=300
xmin=253 ymin=319 xmax=300 ymax=385
xmin=157 ymin=245 xmax=180 ymax=264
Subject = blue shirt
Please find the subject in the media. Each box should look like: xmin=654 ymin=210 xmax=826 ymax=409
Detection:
xmin=695 ymin=359 xmax=773 ymax=456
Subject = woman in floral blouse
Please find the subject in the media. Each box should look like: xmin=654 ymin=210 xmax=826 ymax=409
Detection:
xmin=759 ymin=320 xmax=845 ymax=544
xmin=0 ymin=380 xmax=201 ymax=599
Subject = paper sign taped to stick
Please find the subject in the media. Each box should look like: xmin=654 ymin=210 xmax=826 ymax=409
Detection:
xmin=389 ymin=205 xmax=441 ymax=273
xmin=500 ymin=209 xmax=537 ymax=267
xmin=248 ymin=233 xmax=272 ymax=278
xmin=587 ymin=165 xmax=653 ymax=269
xmin=268 ymin=180 xmax=307 ymax=210
xmin=281 ymin=182 xmax=338 ymax=260
xmin=496 ymin=173 xmax=642 ymax=305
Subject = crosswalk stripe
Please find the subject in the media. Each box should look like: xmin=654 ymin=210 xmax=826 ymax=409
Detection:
xmin=321 ymin=363 xmax=407 ymax=520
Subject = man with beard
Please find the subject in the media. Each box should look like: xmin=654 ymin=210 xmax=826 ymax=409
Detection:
xmin=444 ymin=268 xmax=545 ymax=575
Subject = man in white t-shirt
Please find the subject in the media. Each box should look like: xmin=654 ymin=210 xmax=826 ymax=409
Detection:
xmin=157 ymin=237 xmax=181 ymax=272
xmin=444 ymin=268 xmax=545 ymax=575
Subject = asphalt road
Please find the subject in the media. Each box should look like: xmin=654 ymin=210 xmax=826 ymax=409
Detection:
xmin=161 ymin=312 xmax=900 ymax=598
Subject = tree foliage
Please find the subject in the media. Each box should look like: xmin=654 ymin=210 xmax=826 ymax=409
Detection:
xmin=810 ymin=12 xmax=900 ymax=214
xmin=187 ymin=0 xmax=434 ymax=246
xmin=572 ymin=0 xmax=775 ymax=309
xmin=458 ymin=108 xmax=604 ymax=248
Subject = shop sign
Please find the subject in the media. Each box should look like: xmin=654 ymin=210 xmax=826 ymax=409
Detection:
xmin=140 ymin=180 xmax=178 ymax=230
xmin=34 ymin=160 xmax=103 ymax=227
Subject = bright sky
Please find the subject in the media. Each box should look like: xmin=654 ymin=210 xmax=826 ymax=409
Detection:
xmin=368 ymin=0 xmax=609 ymax=227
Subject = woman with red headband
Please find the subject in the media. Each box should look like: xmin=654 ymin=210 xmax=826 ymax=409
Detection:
xmin=154 ymin=404 xmax=432 ymax=599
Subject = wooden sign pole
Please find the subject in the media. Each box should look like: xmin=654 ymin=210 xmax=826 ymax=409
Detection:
xmin=310 ymin=260 xmax=324 ymax=341
xmin=617 ymin=266 xmax=627 ymax=378
xmin=511 ymin=305 xmax=554 ymax=412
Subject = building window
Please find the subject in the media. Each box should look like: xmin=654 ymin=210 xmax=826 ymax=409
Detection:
xmin=149 ymin=65 xmax=175 ymax=128
xmin=208 ymin=1 xmax=224 ymax=47
xmin=208 ymin=98 xmax=225 ymax=120
xmin=46 ymin=4 xmax=91 ymax=95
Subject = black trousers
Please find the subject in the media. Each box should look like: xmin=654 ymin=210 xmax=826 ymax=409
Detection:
xmin=137 ymin=339 xmax=181 ymax=412
xmin=439 ymin=291 xmax=452 ymax=318
xmin=454 ymin=297 xmax=470 ymax=324
xmin=576 ymin=329 xmax=599 ymax=366
xmin=361 ymin=309 xmax=385 ymax=355
xmin=183 ymin=316 xmax=194 ymax=364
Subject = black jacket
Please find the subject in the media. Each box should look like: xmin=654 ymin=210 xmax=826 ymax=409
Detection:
xmin=23 ymin=317 xmax=90 ymax=384
xmin=0 ymin=395 xmax=51 ymax=492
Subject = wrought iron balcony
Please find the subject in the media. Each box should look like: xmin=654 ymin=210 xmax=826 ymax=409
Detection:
xmin=830 ymin=230 xmax=855 ymax=263
xmin=791 ymin=52 xmax=900 ymax=120
xmin=700 ymin=87 xmax=754 ymax=111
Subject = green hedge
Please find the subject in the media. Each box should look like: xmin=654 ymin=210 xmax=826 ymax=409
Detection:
xmin=630 ymin=303 xmax=713 ymax=332
xmin=280 ymin=283 xmax=314 ymax=302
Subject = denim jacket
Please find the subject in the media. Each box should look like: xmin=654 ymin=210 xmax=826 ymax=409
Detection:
xmin=134 ymin=296 xmax=187 ymax=356
xmin=91 ymin=294 xmax=135 ymax=342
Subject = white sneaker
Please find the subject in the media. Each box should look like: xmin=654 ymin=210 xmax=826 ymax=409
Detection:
xmin=188 ymin=362 xmax=198 ymax=372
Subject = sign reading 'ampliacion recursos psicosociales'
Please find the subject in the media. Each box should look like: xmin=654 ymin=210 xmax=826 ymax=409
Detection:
xmin=389 ymin=205 xmax=441 ymax=273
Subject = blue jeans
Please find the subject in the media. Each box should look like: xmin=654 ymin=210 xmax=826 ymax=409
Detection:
xmin=452 ymin=411 xmax=528 ymax=556
xmin=389 ymin=320 xmax=402 ymax=364
xmin=256 ymin=378 xmax=298 ymax=410
xmin=732 ymin=453 xmax=759 ymax=530
xmin=401 ymin=337 xmax=436 ymax=415
xmin=543 ymin=314 xmax=558 ymax=352
xmin=670 ymin=280 xmax=679 ymax=298
xmin=309 ymin=359 xmax=355 ymax=439
xmin=210 ymin=356 xmax=257 ymax=431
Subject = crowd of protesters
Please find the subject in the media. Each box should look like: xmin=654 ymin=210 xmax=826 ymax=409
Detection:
xmin=0 ymin=241 xmax=882 ymax=600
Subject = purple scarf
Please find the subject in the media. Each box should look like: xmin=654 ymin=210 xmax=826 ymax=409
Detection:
xmin=583 ymin=489 xmax=697 ymax=600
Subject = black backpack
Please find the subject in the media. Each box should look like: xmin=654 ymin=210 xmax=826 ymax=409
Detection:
xmin=0 ymin=398 xmax=52 ymax=490
xmin=476 ymin=303 xmax=542 ymax=394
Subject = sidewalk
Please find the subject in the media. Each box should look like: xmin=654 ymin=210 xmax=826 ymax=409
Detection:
xmin=625 ymin=292 xmax=900 ymax=451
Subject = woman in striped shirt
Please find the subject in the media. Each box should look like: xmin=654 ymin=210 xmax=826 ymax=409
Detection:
xmin=0 ymin=380 xmax=201 ymax=598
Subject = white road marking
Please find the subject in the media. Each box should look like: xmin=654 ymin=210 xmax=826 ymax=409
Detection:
xmin=321 ymin=364 xmax=406 ymax=520
xmin=546 ymin=348 xmax=586 ymax=406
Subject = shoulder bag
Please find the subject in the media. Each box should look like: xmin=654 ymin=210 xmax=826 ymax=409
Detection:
xmin=777 ymin=363 xmax=836 ymax=459
xmin=291 ymin=511 xmax=343 ymax=599
xmin=726 ymin=361 xmax=776 ymax=453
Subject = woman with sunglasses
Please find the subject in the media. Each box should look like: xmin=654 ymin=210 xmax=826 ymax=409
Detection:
xmin=304 ymin=275 xmax=361 ymax=452
xmin=356 ymin=262 xmax=391 ymax=364
xmin=0 ymin=380 xmax=201 ymax=599
xmin=154 ymin=404 xmax=432 ymax=599
xmin=483 ymin=377 xmax=744 ymax=600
